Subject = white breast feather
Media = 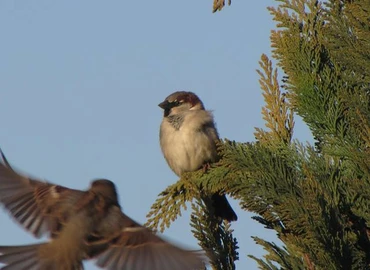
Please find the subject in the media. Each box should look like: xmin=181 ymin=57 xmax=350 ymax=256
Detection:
xmin=160 ymin=110 xmax=219 ymax=176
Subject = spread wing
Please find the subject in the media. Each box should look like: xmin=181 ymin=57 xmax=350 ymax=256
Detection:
xmin=92 ymin=211 xmax=206 ymax=270
xmin=0 ymin=150 xmax=86 ymax=239
xmin=0 ymin=243 xmax=85 ymax=270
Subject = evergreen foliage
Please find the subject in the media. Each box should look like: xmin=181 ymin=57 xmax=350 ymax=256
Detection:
xmin=212 ymin=0 xmax=231 ymax=13
xmin=147 ymin=0 xmax=370 ymax=269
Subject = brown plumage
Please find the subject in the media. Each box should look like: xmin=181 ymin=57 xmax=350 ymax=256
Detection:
xmin=159 ymin=91 xmax=237 ymax=222
xmin=0 ymin=150 xmax=206 ymax=270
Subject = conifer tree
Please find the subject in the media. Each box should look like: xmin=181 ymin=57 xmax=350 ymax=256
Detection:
xmin=146 ymin=0 xmax=370 ymax=269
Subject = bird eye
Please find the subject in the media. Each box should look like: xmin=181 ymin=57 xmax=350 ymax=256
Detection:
xmin=172 ymin=100 xmax=180 ymax=106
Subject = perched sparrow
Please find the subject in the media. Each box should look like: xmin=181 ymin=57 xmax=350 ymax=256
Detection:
xmin=159 ymin=91 xmax=237 ymax=222
xmin=0 ymin=151 xmax=206 ymax=270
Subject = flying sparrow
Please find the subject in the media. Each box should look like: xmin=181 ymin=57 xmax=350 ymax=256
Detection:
xmin=0 ymin=150 xmax=206 ymax=270
xmin=158 ymin=91 xmax=237 ymax=222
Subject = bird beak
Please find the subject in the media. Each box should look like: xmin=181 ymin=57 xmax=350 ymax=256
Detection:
xmin=158 ymin=100 xmax=169 ymax=109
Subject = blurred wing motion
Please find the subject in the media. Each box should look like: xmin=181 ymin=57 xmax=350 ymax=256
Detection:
xmin=90 ymin=212 xmax=206 ymax=270
xmin=0 ymin=244 xmax=43 ymax=270
xmin=0 ymin=243 xmax=84 ymax=270
xmin=0 ymin=150 xmax=208 ymax=270
xmin=0 ymin=150 xmax=85 ymax=238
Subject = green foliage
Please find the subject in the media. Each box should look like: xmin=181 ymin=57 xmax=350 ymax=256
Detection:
xmin=145 ymin=180 xmax=194 ymax=233
xmin=252 ymin=0 xmax=370 ymax=268
xmin=248 ymin=237 xmax=305 ymax=270
xmin=146 ymin=161 xmax=240 ymax=269
xmin=191 ymin=198 xmax=239 ymax=270
xmin=255 ymin=54 xmax=295 ymax=147
xmin=147 ymin=0 xmax=370 ymax=269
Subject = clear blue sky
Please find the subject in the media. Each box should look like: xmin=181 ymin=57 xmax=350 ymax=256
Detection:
xmin=0 ymin=0 xmax=313 ymax=269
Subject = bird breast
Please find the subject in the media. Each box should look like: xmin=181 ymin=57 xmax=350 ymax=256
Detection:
xmin=160 ymin=110 xmax=219 ymax=176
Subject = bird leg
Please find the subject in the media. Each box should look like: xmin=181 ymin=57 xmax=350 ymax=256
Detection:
xmin=202 ymin=162 xmax=211 ymax=173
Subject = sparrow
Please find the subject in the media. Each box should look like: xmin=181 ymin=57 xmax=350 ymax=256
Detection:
xmin=0 ymin=150 xmax=206 ymax=270
xmin=158 ymin=91 xmax=237 ymax=222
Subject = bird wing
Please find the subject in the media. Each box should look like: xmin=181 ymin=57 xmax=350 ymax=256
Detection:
xmin=92 ymin=212 xmax=206 ymax=270
xmin=0 ymin=150 xmax=85 ymax=238
xmin=0 ymin=243 xmax=85 ymax=270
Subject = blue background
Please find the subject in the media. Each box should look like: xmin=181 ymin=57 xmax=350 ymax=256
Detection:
xmin=0 ymin=0 xmax=312 ymax=269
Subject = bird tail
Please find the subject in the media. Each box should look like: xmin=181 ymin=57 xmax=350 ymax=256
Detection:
xmin=0 ymin=242 xmax=84 ymax=270
xmin=212 ymin=194 xmax=238 ymax=222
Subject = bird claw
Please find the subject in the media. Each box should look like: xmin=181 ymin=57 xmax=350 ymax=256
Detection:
xmin=202 ymin=163 xmax=211 ymax=173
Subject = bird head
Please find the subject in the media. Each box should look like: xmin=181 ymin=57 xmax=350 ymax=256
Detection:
xmin=90 ymin=179 xmax=119 ymax=203
xmin=158 ymin=91 xmax=205 ymax=117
